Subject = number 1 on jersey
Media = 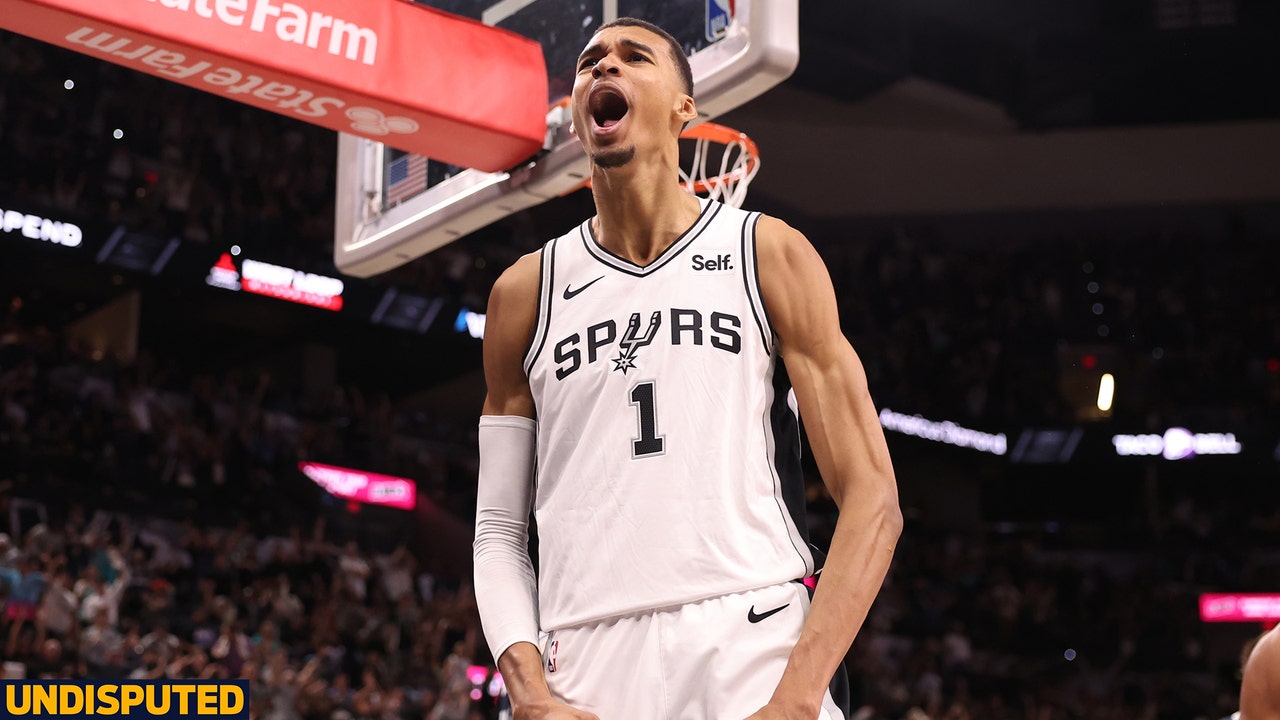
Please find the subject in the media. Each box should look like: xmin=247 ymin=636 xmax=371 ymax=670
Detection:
xmin=629 ymin=381 xmax=665 ymax=458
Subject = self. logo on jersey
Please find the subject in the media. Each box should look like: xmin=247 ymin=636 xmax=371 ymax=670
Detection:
xmin=552 ymin=308 xmax=742 ymax=381
xmin=691 ymin=253 xmax=734 ymax=273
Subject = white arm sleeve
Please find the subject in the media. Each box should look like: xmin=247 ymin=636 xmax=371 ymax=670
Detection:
xmin=473 ymin=414 xmax=541 ymax=663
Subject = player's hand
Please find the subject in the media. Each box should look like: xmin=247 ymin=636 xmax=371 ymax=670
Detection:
xmin=515 ymin=699 xmax=601 ymax=720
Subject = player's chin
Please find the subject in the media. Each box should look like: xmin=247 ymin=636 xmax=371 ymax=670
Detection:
xmin=592 ymin=145 xmax=636 ymax=169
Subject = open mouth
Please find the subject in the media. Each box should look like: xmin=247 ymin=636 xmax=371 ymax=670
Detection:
xmin=590 ymin=88 xmax=629 ymax=130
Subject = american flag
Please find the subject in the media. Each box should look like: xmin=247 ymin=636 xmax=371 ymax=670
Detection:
xmin=385 ymin=152 xmax=428 ymax=206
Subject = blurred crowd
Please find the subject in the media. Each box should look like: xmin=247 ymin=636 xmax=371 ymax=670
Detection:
xmin=0 ymin=31 xmax=334 ymax=265
xmin=0 ymin=498 xmax=494 ymax=720
xmin=824 ymin=218 xmax=1280 ymax=429
xmin=0 ymin=323 xmax=497 ymax=717
xmin=0 ymin=319 xmax=480 ymax=530
xmin=838 ymin=521 xmax=1279 ymax=720
xmin=5 ymin=308 xmax=1277 ymax=720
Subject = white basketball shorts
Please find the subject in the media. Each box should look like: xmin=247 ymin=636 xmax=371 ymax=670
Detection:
xmin=539 ymin=581 xmax=846 ymax=720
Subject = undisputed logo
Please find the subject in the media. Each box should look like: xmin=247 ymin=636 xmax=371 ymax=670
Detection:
xmin=2 ymin=680 xmax=249 ymax=718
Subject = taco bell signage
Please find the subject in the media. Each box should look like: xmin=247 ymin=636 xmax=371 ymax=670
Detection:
xmin=1112 ymin=427 xmax=1241 ymax=460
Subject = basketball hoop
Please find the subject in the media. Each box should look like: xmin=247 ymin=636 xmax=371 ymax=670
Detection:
xmin=677 ymin=122 xmax=760 ymax=209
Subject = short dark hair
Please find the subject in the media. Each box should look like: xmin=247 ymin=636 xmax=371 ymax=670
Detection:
xmin=595 ymin=17 xmax=694 ymax=99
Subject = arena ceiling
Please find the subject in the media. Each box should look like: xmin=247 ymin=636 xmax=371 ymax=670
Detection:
xmin=720 ymin=0 xmax=1280 ymax=218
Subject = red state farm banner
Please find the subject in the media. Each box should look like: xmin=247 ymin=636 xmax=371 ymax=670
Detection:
xmin=2 ymin=0 xmax=548 ymax=172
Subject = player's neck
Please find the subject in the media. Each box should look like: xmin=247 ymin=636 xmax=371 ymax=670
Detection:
xmin=590 ymin=157 xmax=701 ymax=266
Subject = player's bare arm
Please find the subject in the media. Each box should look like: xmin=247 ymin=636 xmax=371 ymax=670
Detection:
xmin=481 ymin=251 xmax=540 ymax=419
xmin=750 ymin=215 xmax=903 ymax=719
xmin=477 ymin=253 xmax=600 ymax=720
xmin=1241 ymin=626 xmax=1280 ymax=720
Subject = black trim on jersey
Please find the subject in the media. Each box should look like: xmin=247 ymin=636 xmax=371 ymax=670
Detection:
xmin=750 ymin=213 xmax=777 ymax=352
xmin=766 ymin=360 xmax=812 ymax=571
xmin=740 ymin=212 xmax=770 ymax=355
xmin=523 ymin=239 xmax=557 ymax=375
xmin=520 ymin=246 xmax=546 ymax=365
xmin=581 ymin=199 xmax=720 ymax=277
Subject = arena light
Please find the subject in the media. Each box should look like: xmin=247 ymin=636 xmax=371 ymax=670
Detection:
xmin=1112 ymin=427 xmax=1242 ymax=459
xmin=1097 ymin=373 xmax=1115 ymax=412
xmin=878 ymin=408 xmax=1007 ymax=455
xmin=1199 ymin=593 xmax=1280 ymax=623
xmin=299 ymin=462 xmax=416 ymax=510
xmin=455 ymin=309 xmax=486 ymax=339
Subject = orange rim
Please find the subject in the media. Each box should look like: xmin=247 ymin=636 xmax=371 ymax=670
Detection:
xmin=680 ymin=121 xmax=760 ymax=158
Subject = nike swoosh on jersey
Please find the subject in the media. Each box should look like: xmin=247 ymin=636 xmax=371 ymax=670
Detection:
xmin=747 ymin=603 xmax=791 ymax=623
xmin=563 ymin=275 xmax=605 ymax=300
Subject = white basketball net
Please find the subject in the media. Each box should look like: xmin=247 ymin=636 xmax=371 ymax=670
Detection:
xmin=678 ymin=128 xmax=760 ymax=209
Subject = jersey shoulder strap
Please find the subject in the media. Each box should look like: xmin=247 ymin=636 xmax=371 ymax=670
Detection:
xmin=522 ymin=233 xmax=564 ymax=375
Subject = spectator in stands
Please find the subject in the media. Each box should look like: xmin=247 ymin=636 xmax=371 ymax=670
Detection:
xmin=79 ymin=607 xmax=123 ymax=676
xmin=338 ymin=541 xmax=372 ymax=603
xmin=0 ymin=552 xmax=46 ymax=657
xmin=211 ymin=620 xmax=253 ymax=677
xmin=37 ymin=565 xmax=79 ymax=647
xmin=76 ymin=546 xmax=130 ymax=628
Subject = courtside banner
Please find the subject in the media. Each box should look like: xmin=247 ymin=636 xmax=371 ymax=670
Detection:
xmin=1 ymin=0 xmax=547 ymax=172
xmin=0 ymin=680 xmax=249 ymax=719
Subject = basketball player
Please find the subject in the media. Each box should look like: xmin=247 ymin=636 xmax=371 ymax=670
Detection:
xmin=1240 ymin=625 xmax=1280 ymax=720
xmin=473 ymin=18 xmax=902 ymax=720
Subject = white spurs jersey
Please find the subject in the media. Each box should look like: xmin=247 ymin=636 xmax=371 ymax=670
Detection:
xmin=523 ymin=198 xmax=815 ymax=631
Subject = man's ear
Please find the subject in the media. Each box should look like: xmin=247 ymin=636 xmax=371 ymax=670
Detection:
xmin=675 ymin=94 xmax=698 ymax=127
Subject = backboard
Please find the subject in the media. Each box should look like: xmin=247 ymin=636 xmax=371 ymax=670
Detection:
xmin=334 ymin=0 xmax=798 ymax=278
